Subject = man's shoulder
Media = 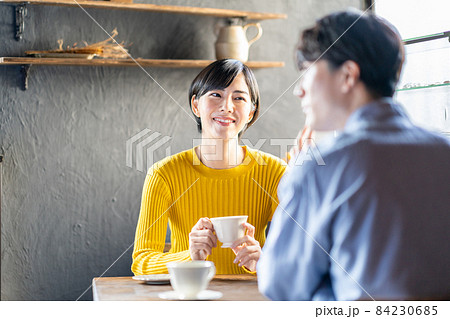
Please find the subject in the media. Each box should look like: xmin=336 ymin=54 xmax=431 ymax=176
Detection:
xmin=302 ymin=126 xmax=450 ymax=178
xmin=331 ymin=123 xmax=449 ymax=155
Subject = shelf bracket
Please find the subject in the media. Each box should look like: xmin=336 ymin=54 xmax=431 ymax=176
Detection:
xmin=15 ymin=4 xmax=27 ymax=41
xmin=21 ymin=64 xmax=31 ymax=90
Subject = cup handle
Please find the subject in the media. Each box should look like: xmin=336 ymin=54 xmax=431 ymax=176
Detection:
xmin=244 ymin=23 xmax=263 ymax=47
xmin=207 ymin=263 xmax=216 ymax=281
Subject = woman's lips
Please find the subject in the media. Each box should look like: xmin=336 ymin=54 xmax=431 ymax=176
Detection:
xmin=213 ymin=117 xmax=236 ymax=126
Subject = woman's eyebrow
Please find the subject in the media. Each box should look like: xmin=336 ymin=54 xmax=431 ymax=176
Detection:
xmin=233 ymin=90 xmax=249 ymax=95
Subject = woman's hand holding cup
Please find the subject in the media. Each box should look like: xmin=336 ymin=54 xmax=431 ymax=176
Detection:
xmin=189 ymin=217 xmax=217 ymax=261
xmin=190 ymin=216 xmax=261 ymax=271
xmin=231 ymin=222 xmax=261 ymax=272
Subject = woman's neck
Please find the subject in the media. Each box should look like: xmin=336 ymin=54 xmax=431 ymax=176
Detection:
xmin=196 ymin=138 xmax=245 ymax=169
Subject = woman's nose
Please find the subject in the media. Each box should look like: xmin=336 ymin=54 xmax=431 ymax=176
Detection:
xmin=220 ymin=96 xmax=234 ymax=112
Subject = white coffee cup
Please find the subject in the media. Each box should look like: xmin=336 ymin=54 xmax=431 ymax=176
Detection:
xmin=166 ymin=261 xmax=216 ymax=299
xmin=210 ymin=215 xmax=248 ymax=248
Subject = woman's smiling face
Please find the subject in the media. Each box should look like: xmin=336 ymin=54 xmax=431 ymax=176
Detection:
xmin=191 ymin=72 xmax=255 ymax=140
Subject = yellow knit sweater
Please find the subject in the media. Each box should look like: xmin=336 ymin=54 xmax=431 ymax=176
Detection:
xmin=131 ymin=146 xmax=286 ymax=275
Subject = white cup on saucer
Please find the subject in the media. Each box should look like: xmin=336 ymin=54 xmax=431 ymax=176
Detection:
xmin=166 ymin=261 xmax=216 ymax=299
xmin=210 ymin=215 xmax=248 ymax=248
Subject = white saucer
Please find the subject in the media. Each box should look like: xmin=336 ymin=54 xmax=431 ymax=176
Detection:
xmin=158 ymin=290 xmax=223 ymax=300
xmin=132 ymin=274 xmax=171 ymax=285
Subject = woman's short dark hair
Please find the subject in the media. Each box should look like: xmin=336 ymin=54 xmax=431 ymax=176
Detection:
xmin=188 ymin=59 xmax=260 ymax=136
xmin=296 ymin=9 xmax=405 ymax=98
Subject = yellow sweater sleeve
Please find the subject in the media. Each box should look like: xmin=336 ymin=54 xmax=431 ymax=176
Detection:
xmin=131 ymin=169 xmax=190 ymax=275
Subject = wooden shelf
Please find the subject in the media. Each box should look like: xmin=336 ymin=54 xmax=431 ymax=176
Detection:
xmin=0 ymin=57 xmax=285 ymax=68
xmin=1 ymin=2 xmax=286 ymax=89
xmin=2 ymin=0 xmax=287 ymax=20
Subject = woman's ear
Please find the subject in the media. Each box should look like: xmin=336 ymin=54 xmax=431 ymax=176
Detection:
xmin=340 ymin=61 xmax=360 ymax=94
xmin=191 ymin=95 xmax=200 ymax=117
xmin=248 ymin=106 xmax=256 ymax=123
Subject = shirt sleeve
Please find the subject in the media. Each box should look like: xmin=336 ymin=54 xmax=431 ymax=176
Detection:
xmin=257 ymin=166 xmax=332 ymax=300
xmin=131 ymin=168 xmax=190 ymax=275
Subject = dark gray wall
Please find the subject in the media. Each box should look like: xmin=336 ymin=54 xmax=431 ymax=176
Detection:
xmin=0 ymin=0 xmax=360 ymax=300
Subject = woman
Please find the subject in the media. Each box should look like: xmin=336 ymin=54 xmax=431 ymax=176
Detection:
xmin=132 ymin=59 xmax=286 ymax=275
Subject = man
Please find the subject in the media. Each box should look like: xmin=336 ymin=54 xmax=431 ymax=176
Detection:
xmin=257 ymin=9 xmax=450 ymax=300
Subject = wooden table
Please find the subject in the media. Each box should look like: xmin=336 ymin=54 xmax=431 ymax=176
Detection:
xmin=92 ymin=274 xmax=267 ymax=301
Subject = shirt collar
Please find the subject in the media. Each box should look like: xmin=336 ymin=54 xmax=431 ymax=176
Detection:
xmin=343 ymin=97 xmax=410 ymax=133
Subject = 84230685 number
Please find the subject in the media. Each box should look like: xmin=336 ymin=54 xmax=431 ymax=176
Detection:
xmin=376 ymin=306 xmax=438 ymax=316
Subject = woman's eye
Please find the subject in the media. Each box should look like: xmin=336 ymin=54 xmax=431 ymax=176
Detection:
xmin=235 ymin=96 xmax=246 ymax=102
xmin=210 ymin=92 xmax=221 ymax=98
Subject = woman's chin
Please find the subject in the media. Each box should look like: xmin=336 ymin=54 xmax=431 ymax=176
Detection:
xmin=206 ymin=129 xmax=241 ymax=140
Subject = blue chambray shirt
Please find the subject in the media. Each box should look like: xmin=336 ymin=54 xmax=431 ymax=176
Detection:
xmin=257 ymin=98 xmax=450 ymax=300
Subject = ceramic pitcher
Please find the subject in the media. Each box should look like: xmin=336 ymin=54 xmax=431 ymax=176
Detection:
xmin=215 ymin=23 xmax=263 ymax=62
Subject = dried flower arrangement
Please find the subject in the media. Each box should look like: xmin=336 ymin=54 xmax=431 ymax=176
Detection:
xmin=26 ymin=29 xmax=131 ymax=59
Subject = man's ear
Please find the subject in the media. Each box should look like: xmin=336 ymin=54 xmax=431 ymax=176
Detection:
xmin=340 ymin=61 xmax=360 ymax=94
xmin=191 ymin=95 xmax=200 ymax=117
